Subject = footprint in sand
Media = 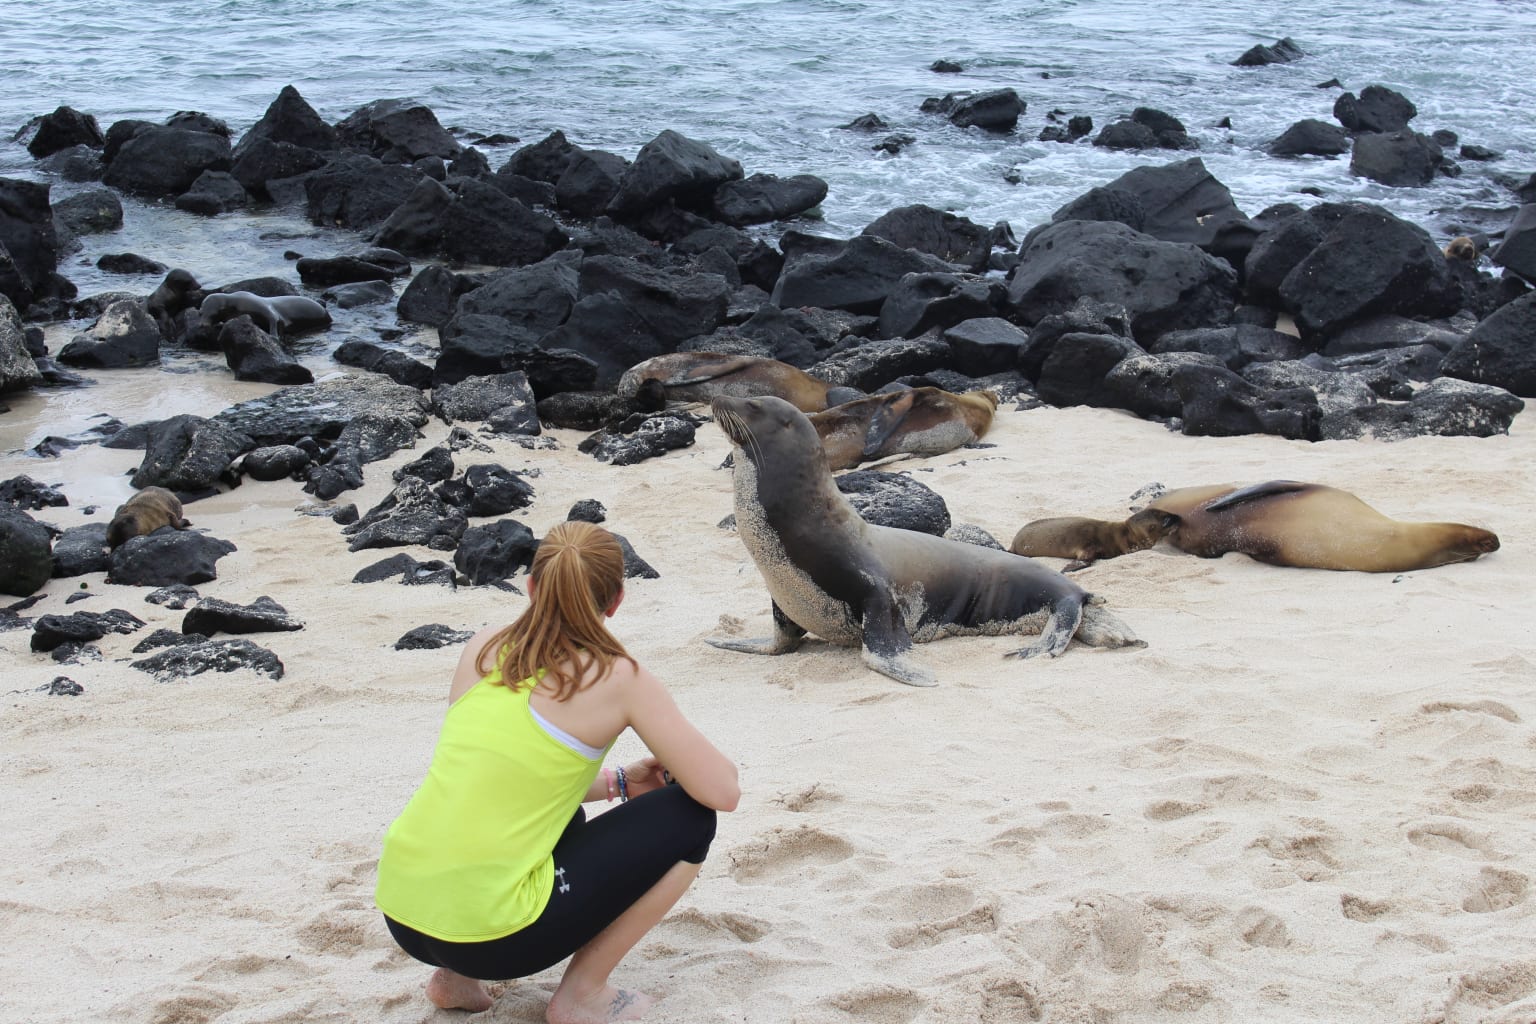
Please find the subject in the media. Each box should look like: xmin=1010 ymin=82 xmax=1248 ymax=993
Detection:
xmin=657 ymin=906 xmax=770 ymax=943
xmin=826 ymin=983 xmax=926 ymax=1023
xmin=297 ymin=908 xmax=385 ymax=954
xmin=1155 ymin=981 xmax=1214 ymax=1012
xmin=979 ymin=977 xmax=1044 ymax=1023
xmin=1461 ymin=867 xmax=1530 ymax=913
xmin=882 ymin=884 xmax=998 ymax=950
xmin=1340 ymin=893 xmax=1393 ymax=922
xmin=1144 ymin=799 xmax=1209 ymax=821
xmin=1447 ymin=961 xmax=1536 ymax=1012
xmin=1235 ymin=907 xmax=1291 ymax=948
xmin=193 ymin=952 xmax=316 ymax=985
xmin=148 ymin=986 xmax=236 ymax=1024
xmin=727 ymin=825 xmax=855 ymax=884
xmin=1420 ymin=699 xmax=1521 ymax=723
xmin=1406 ymin=821 xmax=1501 ymax=859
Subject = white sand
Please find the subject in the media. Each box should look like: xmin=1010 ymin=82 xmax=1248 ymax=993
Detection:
xmin=4 ymin=378 xmax=1534 ymax=1024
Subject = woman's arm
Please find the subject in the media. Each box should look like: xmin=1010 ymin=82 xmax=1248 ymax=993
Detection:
xmin=447 ymin=626 xmax=501 ymax=705
xmin=619 ymin=663 xmax=740 ymax=812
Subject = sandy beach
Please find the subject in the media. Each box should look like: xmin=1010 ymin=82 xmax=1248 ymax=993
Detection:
xmin=3 ymin=380 xmax=1534 ymax=1024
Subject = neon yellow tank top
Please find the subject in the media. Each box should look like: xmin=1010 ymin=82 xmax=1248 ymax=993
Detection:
xmin=375 ymin=670 xmax=609 ymax=942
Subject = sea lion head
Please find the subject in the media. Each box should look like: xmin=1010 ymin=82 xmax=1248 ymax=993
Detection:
xmin=106 ymin=511 xmax=142 ymax=550
xmin=712 ymin=395 xmax=826 ymax=473
xmin=1444 ymin=236 xmax=1478 ymax=262
xmin=1121 ymin=508 xmax=1180 ymax=552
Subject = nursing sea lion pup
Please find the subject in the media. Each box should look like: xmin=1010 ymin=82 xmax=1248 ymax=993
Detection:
xmin=106 ymin=486 xmax=190 ymax=549
xmin=1147 ymin=480 xmax=1500 ymax=572
xmin=707 ymin=395 xmax=1144 ymax=687
xmin=810 ymin=387 xmax=999 ymax=471
xmin=618 ymin=352 xmax=856 ymax=413
xmin=1010 ymin=508 xmax=1180 ymax=570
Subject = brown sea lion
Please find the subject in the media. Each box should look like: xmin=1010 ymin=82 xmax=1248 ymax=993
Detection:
xmin=1444 ymin=236 xmax=1479 ymax=262
xmin=1010 ymin=508 xmax=1180 ymax=570
xmin=706 ymin=394 xmax=1143 ymax=687
xmin=809 ymin=387 xmax=999 ymax=471
xmin=106 ymin=486 xmax=190 ymax=550
xmin=1146 ymin=480 xmax=1499 ymax=572
xmin=617 ymin=352 xmax=857 ymax=413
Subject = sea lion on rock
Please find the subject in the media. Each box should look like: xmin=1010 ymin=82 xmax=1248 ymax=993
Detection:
xmin=707 ymin=395 xmax=1144 ymax=686
xmin=810 ymin=387 xmax=998 ymax=471
xmin=1146 ymin=480 xmax=1500 ymax=572
xmin=198 ymin=291 xmax=332 ymax=340
xmin=106 ymin=486 xmax=190 ymax=550
xmin=1444 ymin=236 xmax=1479 ymax=262
xmin=1010 ymin=508 xmax=1180 ymax=570
xmin=618 ymin=352 xmax=857 ymax=413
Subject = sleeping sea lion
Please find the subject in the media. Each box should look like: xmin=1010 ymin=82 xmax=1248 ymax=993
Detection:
xmin=106 ymin=486 xmax=190 ymax=550
xmin=198 ymin=291 xmax=332 ymax=340
xmin=809 ymin=387 xmax=999 ymax=471
xmin=617 ymin=352 xmax=857 ymax=413
xmin=1147 ymin=480 xmax=1499 ymax=572
xmin=1010 ymin=508 xmax=1180 ymax=570
xmin=706 ymin=395 xmax=1143 ymax=687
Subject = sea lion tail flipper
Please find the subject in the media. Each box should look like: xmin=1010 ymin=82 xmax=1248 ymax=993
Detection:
xmin=1074 ymin=601 xmax=1147 ymax=651
xmin=668 ymin=354 xmax=762 ymax=385
xmin=862 ymin=391 xmax=917 ymax=457
xmin=1204 ymin=480 xmax=1308 ymax=512
xmin=706 ymin=603 xmax=807 ymax=656
xmin=1005 ymin=595 xmax=1085 ymax=659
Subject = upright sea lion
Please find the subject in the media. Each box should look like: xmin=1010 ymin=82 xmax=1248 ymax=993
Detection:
xmin=106 ymin=486 xmax=190 ymax=550
xmin=198 ymin=291 xmax=332 ymax=340
xmin=706 ymin=395 xmax=1144 ymax=686
xmin=1010 ymin=508 xmax=1180 ymax=570
xmin=809 ymin=387 xmax=999 ymax=471
xmin=146 ymin=269 xmax=202 ymax=332
xmin=1146 ymin=480 xmax=1499 ymax=572
xmin=617 ymin=352 xmax=857 ymax=413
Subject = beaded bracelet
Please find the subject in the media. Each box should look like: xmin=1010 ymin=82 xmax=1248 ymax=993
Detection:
xmin=615 ymin=764 xmax=629 ymax=803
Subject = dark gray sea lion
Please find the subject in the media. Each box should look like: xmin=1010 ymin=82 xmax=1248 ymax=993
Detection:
xmin=618 ymin=352 xmax=854 ymax=413
xmin=707 ymin=395 xmax=1144 ymax=686
xmin=810 ymin=387 xmax=999 ymax=471
xmin=1009 ymin=508 xmax=1180 ymax=570
xmin=106 ymin=486 xmax=190 ymax=550
xmin=145 ymin=269 xmax=203 ymax=329
xmin=198 ymin=291 xmax=332 ymax=340
xmin=1146 ymin=480 xmax=1500 ymax=572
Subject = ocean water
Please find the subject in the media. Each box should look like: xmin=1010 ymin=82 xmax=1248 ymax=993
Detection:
xmin=1 ymin=0 xmax=1533 ymax=450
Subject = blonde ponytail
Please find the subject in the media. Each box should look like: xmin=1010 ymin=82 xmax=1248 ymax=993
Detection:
xmin=476 ymin=521 xmax=634 ymax=699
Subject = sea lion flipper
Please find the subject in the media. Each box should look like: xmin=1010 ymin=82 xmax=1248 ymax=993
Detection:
xmin=862 ymin=391 xmax=917 ymax=457
xmin=706 ymin=601 xmax=807 ymax=656
xmin=666 ymin=354 xmax=762 ymax=386
xmin=1004 ymin=595 xmax=1085 ymax=660
xmin=1204 ymin=480 xmax=1309 ymax=512
xmin=859 ymin=588 xmax=934 ymax=686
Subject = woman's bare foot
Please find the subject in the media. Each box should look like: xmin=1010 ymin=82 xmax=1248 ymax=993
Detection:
xmin=427 ymin=967 xmax=494 ymax=1012
xmin=546 ymin=984 xmax=655 ymax=1024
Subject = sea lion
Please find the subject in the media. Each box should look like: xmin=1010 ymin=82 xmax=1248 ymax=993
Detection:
xmin=106 ymin=486 xmax=190 ymax=550
xmin=1146 ymin=480 xmax=1500 ymax=572
xmin=146 ymin=268 xmax=203 ymax=331
xmin=1444 ymin=236 xmax=1479 ymax=262
xmin=706 ymin=395 xmax=1144 ymax=687
xmin=809 ymin=387 xmax=999 ymax=471
xmin=198 ymin=291 xmax=332 ymax=340
xmin=617 ymin=352 xmax=857 ymax=413
xmin=1010 ymin=508 xmax=1180 ymax=570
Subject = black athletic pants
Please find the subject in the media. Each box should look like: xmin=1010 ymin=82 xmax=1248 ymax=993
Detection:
xmin=384 ymin=784 xmax=717 ymax=980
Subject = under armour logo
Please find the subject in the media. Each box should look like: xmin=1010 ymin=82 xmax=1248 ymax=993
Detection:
xmin=556 ymin=867 xmax=571 ymax=894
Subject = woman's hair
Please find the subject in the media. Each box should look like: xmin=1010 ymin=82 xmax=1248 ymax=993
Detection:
xmin=477 ymin=521 xmax=634 ymax=699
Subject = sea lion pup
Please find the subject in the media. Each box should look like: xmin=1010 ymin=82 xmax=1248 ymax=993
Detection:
xmin=617 ymin=352 xmax=857 ymax=413
xmin=706 ymin=395 xmax=1144 ymax=687
xmin=106 ymin=486 xmax=190 ymax=550
xmin=198 ymin=291 xmax=332 ymax=340
xmin=1146 ymin=480 xmax=1500 ymax=572
xmin=1010 ymin=508 xmax=1180 ymax=570
xmin=809 ymin=387 xmax=999 ymax=471
xmin=1444 ymin=235 xmax=1479 ymax=262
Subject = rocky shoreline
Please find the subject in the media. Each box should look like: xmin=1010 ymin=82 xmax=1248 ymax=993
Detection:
xmin=2 ymin=74 xmax=1533 ymax=658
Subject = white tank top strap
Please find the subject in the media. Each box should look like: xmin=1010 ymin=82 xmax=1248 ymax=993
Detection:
xmin=528 ymin=704 xmax=607 ymax=761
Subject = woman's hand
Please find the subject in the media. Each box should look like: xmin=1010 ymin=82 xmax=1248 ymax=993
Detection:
xmin=623 ymin=756 xmax=670 ymax=798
